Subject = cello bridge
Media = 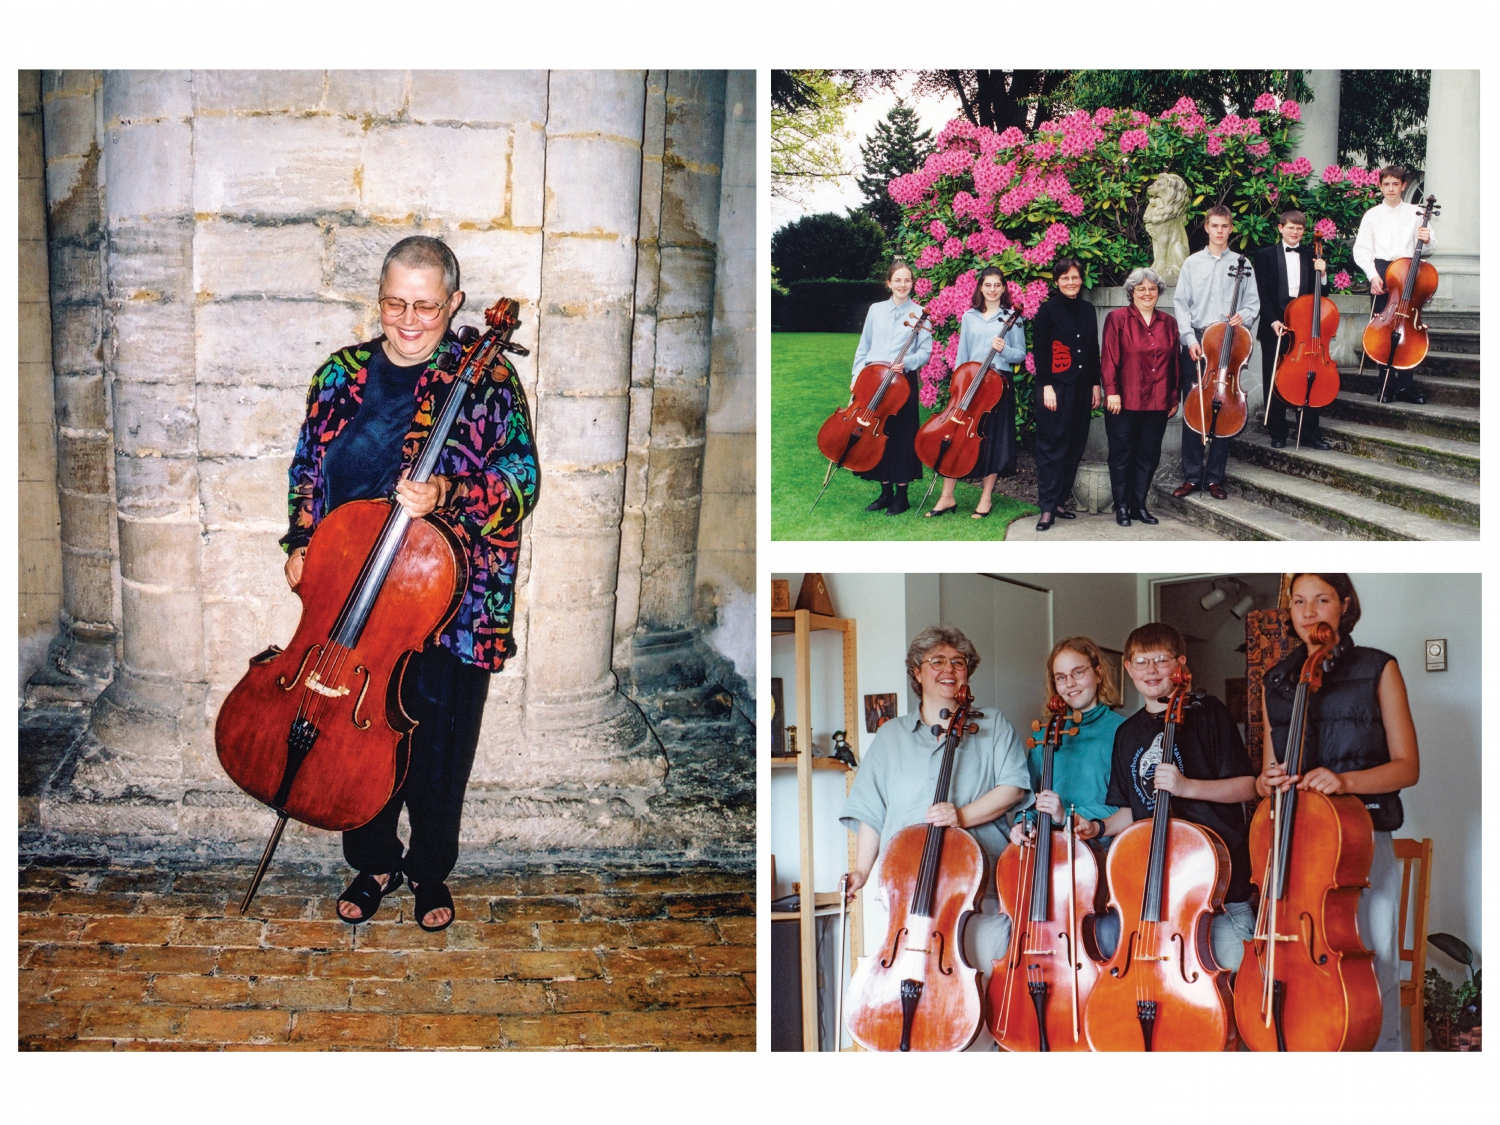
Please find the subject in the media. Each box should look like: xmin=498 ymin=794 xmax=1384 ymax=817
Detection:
xmin=305 ymin=673 xmax=350 ymax=698
xmin=1134 ymin=954 xmax=1170 ymax=962
xmin=1022 ymin=947 xmax=1054 ymax=956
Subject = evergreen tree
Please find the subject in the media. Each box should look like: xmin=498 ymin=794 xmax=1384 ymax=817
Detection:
xmin=857 ymin=100 xmax=934 ymax=239
xmin=771 ymin=212 xmax=886 ymax=285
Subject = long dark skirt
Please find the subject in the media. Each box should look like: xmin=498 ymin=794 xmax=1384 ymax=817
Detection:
xmin=853 ymin=369 xmax=923 ymax=485
xmin=1034 ymin=380 xmax=1093 ymax=511
xmin=964 ymin=378 xmax=1019 ymax=481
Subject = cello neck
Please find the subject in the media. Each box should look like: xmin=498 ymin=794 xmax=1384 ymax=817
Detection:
xmin=1140 ymin=714 xmax=1177 ymax=924
xmin=1217 ymin=257 xmax=1249 ymax=375
xmin=1029 ymin=717 xmax=1059 ymax=923
xmin=1309 ymin=238 xmax=1323 ymax=340
xmin=865 ymin=313 xmax=925 ymax=412
xmin=956 ymin=307 xmax=1020 ymax=413
xmin=1401 ymin=196 xmax=1437 ymax=304
xmin=913 ymin=693 xmax=970 ymax=919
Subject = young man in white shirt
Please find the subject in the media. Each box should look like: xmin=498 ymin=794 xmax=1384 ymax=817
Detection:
xmin=1352 ymin=165 xmax=1435 ymax=405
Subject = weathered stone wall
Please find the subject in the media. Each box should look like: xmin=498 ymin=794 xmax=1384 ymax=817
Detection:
xmin=29 ymin=70 xmax=755 ymax=861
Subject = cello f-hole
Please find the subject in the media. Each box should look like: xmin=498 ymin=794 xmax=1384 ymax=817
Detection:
xmin=1172 ymin=930 xmax=1199 ymax=984
xmin=936 ymin=930 xmax=953 ymax=976
xmin=880 ymin=927 xmax=907 ymax=969
xmin=277 ymin=644 xmax=322 ymax=691
xmin=350 ymin=665 xmax=372 ymax=730
xmin=1299 ymin=912 xmax=1326 ymax=965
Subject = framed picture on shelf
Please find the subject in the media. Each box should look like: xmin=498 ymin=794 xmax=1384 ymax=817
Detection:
xmin=864 ymin=692 xmax=897 ymax=733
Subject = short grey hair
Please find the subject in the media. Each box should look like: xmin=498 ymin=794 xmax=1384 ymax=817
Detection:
xmin=906 ymin=625 xmax=981 ymax=699
xmin=1124 ymin=267 xmax=1163 ymax=298
xmin=380 ymin=236 xmax=460 ymax=296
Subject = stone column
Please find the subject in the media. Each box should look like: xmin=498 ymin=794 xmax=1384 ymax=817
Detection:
xmin=522 ymin=71 xmax=662 ymax=788
xmin=1293 ymin=70 xmax=1340 ymax=175
xmin=83 ymin=71 xmax=206 ymax=804
xmin=39 ymin=70 xmax=118 ymax=699
xmin=1423 ymin=70 xmax=1480 ymax=307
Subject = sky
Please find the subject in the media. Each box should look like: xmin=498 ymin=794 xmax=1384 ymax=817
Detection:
xmin=770 ymin=73 xmax=962 ymax=232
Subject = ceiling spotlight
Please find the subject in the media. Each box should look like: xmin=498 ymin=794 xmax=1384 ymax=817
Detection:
xmin=1200 ymin=587 xmax=1227 ymax=611
xmin=1231 ymin=594 xmax=1256 ymax=620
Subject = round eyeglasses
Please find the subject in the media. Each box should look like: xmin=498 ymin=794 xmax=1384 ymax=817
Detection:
xmin=1053 ymin=667 xmax=1095 ymax=686
xmin=920 ymin=656 xmax=969 ymax=672
xmin=1129 ymin=654 xmax=1176 ymax=669
xmin=379 ymin=296 xmax=449 ymax=323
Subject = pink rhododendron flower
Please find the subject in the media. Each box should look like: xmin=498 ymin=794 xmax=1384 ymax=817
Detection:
xmin=942 ymin=334 xmax=961 ymax=367
xmin=918 ymin=362 xmax=945 ymax=408
xmin=1119 ymin=129 xmax=1150 ymax=154
xmin=1253 ymin=92 xmax=1279 ymax=112
xmin=1206 ymin=135 xmax=1225 ymax=156
xmin=1321 ymin=164 xmax=1346 ymax=184
xmin=1028 ymin=139 xmax=1058 ymax=160
xmin=1267 ymin=185 xmax=1279 ymax=202
xmin=1131 ymin=110 xmax=1150 ymax=126
xmin=1024 ymin=352 xmax=1036 ymax=375
xmin=1246 ymin=141 xmax=1270 ymax=157
xmin=966 ymin=230 xmax=991 ymax=253
xmin=928 ymin=219 xmax=948 ymax=241
xmin=1280 ymin=100 xmax=1301 ymax=121
xmin=943 ymin=237 xmax=964 ymax=259
xmin=1094 ymin=106 xmax=1118 ymax=125
xmin=1333 ymin=270 xmax=1353 ymax=291
xmin=1276 ymin=157 xmax=1313 ymax=177
xmin=1177 ymin=113 xmax=1207 ymax=136
xmin=916 ymin=244 xmax=943 ymax=270
xmin=996 ymin=126 xmax=1026 ymax=149
xmin=1314 ymin=218 xmax=1338 ymax=240
xmin=1161 ymin=96 xmax=1198 ymax=119
xmin=913 ymin=277 xmax=932 ymax=298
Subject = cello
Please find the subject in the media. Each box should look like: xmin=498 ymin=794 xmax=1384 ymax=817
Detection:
xmin=1273 ymin=233 xmax=1341 ymax=447
xmin=1362 ymin=194 xmax=1440 ymax=398
xmin=1084 ymin=665 xmax=1237 ymax=1051
xmin=989 ymin=695 xmax=1106 ymax=1052
xmin=1233 ymin=622 xmax=1382 ymax=1051
xmin=1183 ymin=256 xmax=1252 ymax=492
xmin=215 ymin=299 xmax=528 ymax=913
xmin=844 ymin=685 xmax=985 ymax=1052
xmin=913 ymin=305 xmax=1023 ymax=490
xmin=810 ymin=308 xmax=929 ymax=512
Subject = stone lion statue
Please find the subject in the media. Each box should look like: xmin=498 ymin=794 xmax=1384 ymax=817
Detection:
xmin=1144 ymin=172 xmax=1191 ymax=285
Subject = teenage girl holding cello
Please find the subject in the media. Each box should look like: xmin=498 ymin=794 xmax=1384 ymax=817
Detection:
xmin=1256 ymin=574 xmax=1420 ymax=1050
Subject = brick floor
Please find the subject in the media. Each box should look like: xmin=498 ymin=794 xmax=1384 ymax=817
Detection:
xmin=18 ymin=861 xmax=755 ymax=1051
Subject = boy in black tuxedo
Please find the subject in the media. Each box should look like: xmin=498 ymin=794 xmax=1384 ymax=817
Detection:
xmin=1253 ymin=211 xmax=1330 ymax=449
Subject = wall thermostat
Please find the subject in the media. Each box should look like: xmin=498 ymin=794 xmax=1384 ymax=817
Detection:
xmin=1425 ymin=639 xmax=1447 ymax=672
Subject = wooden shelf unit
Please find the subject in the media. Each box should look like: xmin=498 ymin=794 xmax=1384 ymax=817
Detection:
xmin=771 ymin=608 xmax=863 ymax=1051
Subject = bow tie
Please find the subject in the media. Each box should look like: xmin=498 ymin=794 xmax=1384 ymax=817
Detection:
xmin=1285 ymin=246 xmax=1300 ymax=253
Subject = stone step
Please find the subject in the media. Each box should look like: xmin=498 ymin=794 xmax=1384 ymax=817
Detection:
xmin=1428 ymin=326 xmax=1480 ymax=355
xmin=1422 ymin=309 xmax=1480 ymax=332
xmin=1149 ymin=482 xmax=1344 ymax=541
xmin=1220 ymin=461 xmax=1477 ymax=540
xmin=1323 ymin=392 xmax=1479 ymax=444
xmin=1316 ymin=418 xmax=1480 ymax=482
xmin=1339 ymin=369 xmax=1478 ymax=409
xmin=1229 ymin=432 xmax=1479 ymax=525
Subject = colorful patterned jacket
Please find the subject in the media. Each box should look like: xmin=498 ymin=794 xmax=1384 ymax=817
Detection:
xmin=280 ymin=333 xmax=538 ymax=671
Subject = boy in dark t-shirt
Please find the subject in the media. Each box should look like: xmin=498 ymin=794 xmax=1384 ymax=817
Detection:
xmin=1077 ymin=622 xmax=1258 ymax=972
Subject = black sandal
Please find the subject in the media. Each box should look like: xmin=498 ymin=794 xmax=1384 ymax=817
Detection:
xmin=410 ymin=879 xmax=456 ymax=932
xmin=337 ymin=870 xmax=402 ymax=925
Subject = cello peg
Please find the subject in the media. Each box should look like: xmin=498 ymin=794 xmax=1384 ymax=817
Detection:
xmin=1070 ymin=710 xmax=1083 ymax=722
xmin=1025 ymin=736 xmax=1040 ymax=749
xmin=939 ymin=708 xmax=951 ymax=720
xmin=1064 ymin=726 xmax=1080 ymax=737
xmin=966 ymin=723 xmax=979 ymax=735
xmin=1030 ymin=719 xmax=1043 ymax=732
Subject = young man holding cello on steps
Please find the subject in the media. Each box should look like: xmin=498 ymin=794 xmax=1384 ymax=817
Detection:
xmin=1253 ymin=210 xmax=1331 ymax=450
xmin=1354 ymin=166 xmax=1435 ymax=405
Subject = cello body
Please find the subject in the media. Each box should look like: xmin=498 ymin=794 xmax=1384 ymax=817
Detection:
xmin=1185 ymin=320 xmax=1252 ymax=440
xmin=912 ymin=359 xmax=1005 ymax=480
xmin=1362 ymin=258 xmax=1439 ymax=371
xmin=1235 ymin=791 xmax=1380 ymax=1051
xmin=816 ymin=362 xmax=912 ymax=474
xmin=1276 ymin=235 xmax=1341 ymax=412
xmin=216 ymin=500 xmax=465 ymax=832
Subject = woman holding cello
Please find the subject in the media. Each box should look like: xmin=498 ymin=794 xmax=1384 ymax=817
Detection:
xmin=1256 ymin=574 xmax=1420 ymax=1050
xmin=848 ymin=259 xmax=933 ymax=516
xmin=924 ymin=267 xmax=1026 ymax=520
xmin=1029 ymin=258 xmax=1102 ymax=531
xmin=278 ymin=236 xmax=538 ymax=931
xmin=841 ymin=626 xmax=1031 ymax=1049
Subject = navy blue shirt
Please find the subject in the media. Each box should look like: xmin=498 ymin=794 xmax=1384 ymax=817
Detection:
xmin=322 ymin=344 xmax=421 ymax=511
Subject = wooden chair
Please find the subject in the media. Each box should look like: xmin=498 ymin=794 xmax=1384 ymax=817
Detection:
xmin=1394 ymin=837 xmax=1433 ymax=1051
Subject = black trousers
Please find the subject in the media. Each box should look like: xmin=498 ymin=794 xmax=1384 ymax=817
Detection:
xmin=1034 ymin=380 xmax=1093 ymax=512
xmin=1370 ymin=257 xmax=1415 ymax=396
xmin=1179 ymin=344 xmax=1232 ymax=487
xmin=343 ymin=641 xmax=490 ymax=886
xmin=1104 ymin=409 xmax=1169 ymax=510
xmin=1260 ymin=332 xmax=1322 ymax=442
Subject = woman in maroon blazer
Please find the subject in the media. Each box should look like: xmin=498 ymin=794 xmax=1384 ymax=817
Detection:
xmin=1101 ymin=267 xmax=1179 ymax=527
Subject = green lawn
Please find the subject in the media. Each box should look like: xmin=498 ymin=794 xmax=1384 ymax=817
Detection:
xmin=772 ymin=333 xmax=1034 ymax=540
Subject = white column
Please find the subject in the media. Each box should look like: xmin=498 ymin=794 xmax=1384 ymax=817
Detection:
xmin=1422 ymin=70 xmax=1480 ymax=307
xmin=1292 ymin=70 xmax=1340 ymax=176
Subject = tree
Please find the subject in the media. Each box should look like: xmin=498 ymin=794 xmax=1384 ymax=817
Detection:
xmin=856 ymin=100 xmax=934 ymax=239
xmin=1064 ymin=70 xmax=1312 ymax=119
xmin=1338 ymin=70 xmax=1429 ymax=175
xmin=771 ymin=70 xmax=858 ymax=203
xmin=915 ymin=70 xmax=1071 ymax=134
xmin=771 ymin=212 xmax=886 ymax=285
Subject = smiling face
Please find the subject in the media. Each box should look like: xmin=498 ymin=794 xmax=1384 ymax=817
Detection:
xmin=914 ymin=643 xmax=969 ymax=707
xmin=888 ymin=267 xmax=914 ymax=303
xmin=1289 ymin=574 xmax=1349 ymax=646
xmin=1057 ymin=267 xmax=1083 ymax=297
xmin=1050 ymin=647 xmax=1101 ymax=711
xmin=980 ymin=274 xmax=1005 ymax=310
xmin=379 ymin=262 xmax=461 ymax=366
xmin=1126 ymin=648 xmax=1186 ymax=706
xmin=1278 ymin=219 xmax=1305 ymax=247
xmin=1132 ymin=280 xmax=1160 ymax=316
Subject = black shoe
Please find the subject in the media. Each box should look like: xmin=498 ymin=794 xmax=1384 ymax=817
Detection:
xmin=410 ymin=878 xmax=456 ymax=933
xmin=1310 ymin=437 xmax=1334 ymax=451
xmin=1394 ymin=387 xmax=1427 ymax=405
xmin=1054 ymin=507 xmax=1076 ymax=519
xmin=1133 ymin=506 xmax=1159 ymax=525
xmin=1271 ymin=438 xmax=1287 ymax=449
xmin=865 ymin=483 xmax=894 ymax=512
xmin=887 ymin=485 xmax=910 ymax=515
xmin=1115 ymin=505 xmax=1131 ymax=527
xmin=337 ymin=870 xmax=403 ymax=925
xmin=925 ymin=502 xmax=957 ymax=518
xmin=1035 ymin=512 xmax=1054 ymax=531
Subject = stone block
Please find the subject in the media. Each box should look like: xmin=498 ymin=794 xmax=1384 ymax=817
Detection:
xmin=199 ymin=457 xmax=292 ymax=526
xmin=104 ymin=71 xmax=193 ymax=123
xmin=19 ymin=70 xmax=42 ymax=114
xmin=543 ymin=136 xmax=642 ymax=235
xmin=58 ymin=491 xmax=113 ymax=550
xmin=106 ymin=219 xmax=194 ymax=296
xmin=699 ymin=432 xmax=754 ymax=495
xmin=649 ymin=384 xmax=709 ymax=449
xmin=527 ymin=468 xmax=626 ymax=540
xmin=511 ymin=124 xmax=545 ymax=229
xmin=42 ymin=71 xmax=100 ymax=99
xmin=20 ymin=175 xmax=49 ymax=245
xmin=196 ymin=299 xmax=363 ymax=388
xmin=661 ymin=165 xmax=723 ymax=248
xmin=533 ymin=393 xmax=630 ymax=467
xmin=408 ymin=71 xmax=548 ymax=125
xmin=362 ymin=124 xmax=512 ymax=223
xmin=51 ymin=302 xmax=103 ymax=374
xmin=62 ymin=550 xmax=115 ymax=625
xmin=201 ymin=527 xmax=295 ymax=600
xmin=695 ymin=491 xmax=754 ymax=554
xmin=54 ymin=373 xmax=108 ymax=431
xmin=643 ymin=444 xmax=704 ymax=503
xmin=120 ymin=583 xmax=203 ymax=676
xmin=654 ymin=316 xmax=714 ymax=390
xmin=706 ymin=353 xmax=753 ymax=433
xmin=541 ymin=232 xmax=639 ymax=304
xmin=19 ymin=111 xmax=46 ymax=180
xmin=658 ymin=248 xmax=718 ymax=320
xmin=200 ymin=596 xmax=275 ymax=687
xmin=327 ymin=223 xmax=406 ymax=297
xmin=194 ymin=116 xmax=362 ymax=217
xmin=192 ymin=70 xmax=326 ymax=114
xmin=112 ymin=378 xmax=198 ymax=457
xmin=49 ymin=239 xmax=103 ymax=298
xmin=46 ymin=153 xmax=102 ymax=240
xmin=445 ymin=228 xmax=543 ymax=303
xmin=58 ymin=431 xmax=112 ymax=495
xmin=104 ymin=120 xmax=194 ymax=221
xmin=194 ymin=220 xmax=324 ymax=297
xmin=19 ymin=481 xmax=61 ymax=542
xmin=19 ymin=423 xmax=56 ymax=490
xmin=19 ymin=363 xmax=55 ymax=431
xmin=547 ymin=72 xmax=647 ymax=139
xmin=112 ymin=306 xmax=195 ymax=388
xmin=118 ymin=517 xmax=201 ymax=587
xmin=113 ymin=454 xmax=198 ymax=515
xmin=43 ymin=91 xmax=97 ymax=159
xmin=197 ymin=382 xmax=304 ymax=459
xmin=325 ymin=70 xmax=408 ymax=117
xmin=20 ymin=244 xmax=49 ymax=312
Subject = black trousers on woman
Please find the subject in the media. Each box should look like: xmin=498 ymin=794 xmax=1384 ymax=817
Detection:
xmin=1034 ymin=380 xmax=1092 ymax=513
xmin=853 ymin=369 xmax=923 ymax=486
xmin=343 ymin=641 xmax=490 ymax=886
xmin=1104 ymin=409 xmax=1169 ymax=511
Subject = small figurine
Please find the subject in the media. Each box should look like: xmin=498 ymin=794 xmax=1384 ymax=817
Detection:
xmin=830 ymin=729 xmax=857 ymax=767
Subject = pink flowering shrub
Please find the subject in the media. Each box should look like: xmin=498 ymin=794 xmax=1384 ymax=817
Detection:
xmin=1313 ymin=218 xmax=1338 ymax=240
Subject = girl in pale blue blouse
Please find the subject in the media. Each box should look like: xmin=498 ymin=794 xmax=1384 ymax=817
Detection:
xmin=927 ymin=267 xmax=1027 ymax=519
xmin=848 ymin=260 xmax=932 ymax=516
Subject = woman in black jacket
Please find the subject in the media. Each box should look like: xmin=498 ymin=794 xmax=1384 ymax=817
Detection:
xmin=1029 ymin=258 xmax=1100 ymax=531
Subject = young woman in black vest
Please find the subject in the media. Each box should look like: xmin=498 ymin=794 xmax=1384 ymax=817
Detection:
xmin=1028 ymin=258 xmax=1100 ymax=531
xmin=1256 ymin=573 xmax=1420 ymax=1050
